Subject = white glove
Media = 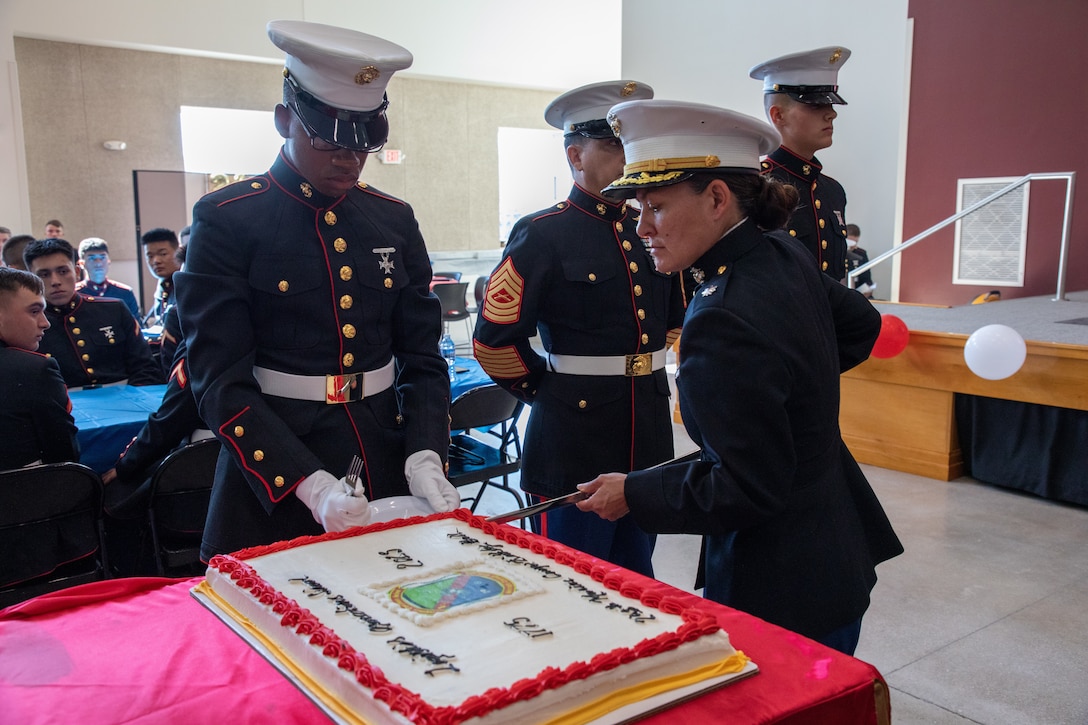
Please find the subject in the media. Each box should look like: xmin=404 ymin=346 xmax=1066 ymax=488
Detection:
xmin=295 ymin=469 xmax=372 ymax=532
xmin=405 ymin=450 xmax=460 ymax=512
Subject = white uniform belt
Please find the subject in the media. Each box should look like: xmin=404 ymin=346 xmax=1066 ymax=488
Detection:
xmin=547 ymin=349 xmax=666 ymax=377
xmin=253 ymin=360 xmax=395 ymax=404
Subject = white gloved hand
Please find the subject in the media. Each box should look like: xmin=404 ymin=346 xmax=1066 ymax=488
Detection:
xmin=405 ymin=450 xmax=461 ymax=513
xmin=295 ymin=469 xmax=372 ymax=532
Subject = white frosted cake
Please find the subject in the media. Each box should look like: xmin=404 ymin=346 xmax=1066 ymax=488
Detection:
xmin=195 ymin=510 xmax=752 ymax=724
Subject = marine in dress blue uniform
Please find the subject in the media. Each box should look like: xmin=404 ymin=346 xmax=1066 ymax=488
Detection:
xmin=76 ymin=237 xmax=141 ymax=318
xmin=38 ymin=294 xmax=161 ymax=388
xmin=176 ymin=21 xmax=456 ymax=560
xmin=751 ymin=47 xmax=852 ymax=282
xmin=581 ymin=101 xmax=902 ymax=653
xmin=473 ymin=81 xmax=685 ymax=577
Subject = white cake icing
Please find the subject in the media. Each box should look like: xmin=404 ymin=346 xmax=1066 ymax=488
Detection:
xmin=197 ymin=511 xmax=750 ymax=725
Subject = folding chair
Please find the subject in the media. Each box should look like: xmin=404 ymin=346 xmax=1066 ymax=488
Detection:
xmin=432 ymin=270 xmax=462 ymax=281
xmin=433 ymin=280 xmax=473 ymax=343
xmin=146 ymin=438 xmax=219 ymax=576
xmin=446 ymin=385 xmax=527 ymax=526
xmin=0 ymin=462 xmax=109 ymax=608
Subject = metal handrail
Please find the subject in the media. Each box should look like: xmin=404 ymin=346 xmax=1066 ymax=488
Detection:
xmin=848 ymin=172 xmax=1077 ymax=302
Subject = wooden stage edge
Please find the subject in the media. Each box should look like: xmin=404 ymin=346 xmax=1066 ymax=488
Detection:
xmin=840 ymin=330 xmax=1088 ymax=481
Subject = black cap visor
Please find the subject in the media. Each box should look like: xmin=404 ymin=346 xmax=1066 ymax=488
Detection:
xmin=770 ymin=84 xmax=847 ymax=106
xmin=565 ymin=118 xmax=617 ymax=139
xmin=285 ymin=77 xmax=390 ymax=152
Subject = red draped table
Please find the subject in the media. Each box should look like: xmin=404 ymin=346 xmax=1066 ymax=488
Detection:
xmin=0 ymin=576 xmax=889 ymax=723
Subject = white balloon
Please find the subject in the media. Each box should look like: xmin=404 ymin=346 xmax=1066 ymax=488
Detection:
xmin=368 ymin=495 xmax=435 ymax=523
xmin=963 ymin=324 xmax=1027 ymax=380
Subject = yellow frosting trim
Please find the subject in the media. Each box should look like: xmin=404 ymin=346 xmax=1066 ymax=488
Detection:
xmin=542 ymin=650 xmax=752 ymax=725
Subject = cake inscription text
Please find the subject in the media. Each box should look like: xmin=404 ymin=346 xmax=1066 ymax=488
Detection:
xmin=289 ymin=577 xmax=393 ymax=633
xmin=379 ymin=548 xmax=424 ymax=569
xmin=505 ymin=616 xmax=554 ymax=639
xmin=387 ymin=636 xmax=460 ymax=676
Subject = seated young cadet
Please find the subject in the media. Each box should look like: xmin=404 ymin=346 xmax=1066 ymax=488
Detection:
xmin=24 ymin=238 xmax=163 ymax=388
xmin=75 ymin=237 xmax=141 ymax=317
xmin=0 ymin=267 xmax=79 ymax=469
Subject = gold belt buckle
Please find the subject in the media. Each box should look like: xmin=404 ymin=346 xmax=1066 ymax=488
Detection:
xmin=624 ymin=353 xmax=653 ymax=377
xmin=326 ymin=372 xmax=364 ymax=404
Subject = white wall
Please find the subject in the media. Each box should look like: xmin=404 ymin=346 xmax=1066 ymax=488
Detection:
xmin=0 ymin=0 xmax=623 ymax=234
xmin=622 ymin=0 xmax=911 ymax=298
xmin=3 ymin=0 xmax=910 ymax=299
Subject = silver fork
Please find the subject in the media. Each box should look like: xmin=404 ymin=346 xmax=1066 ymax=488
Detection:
xmin=345 ymin=455 xmax=364 ymax=497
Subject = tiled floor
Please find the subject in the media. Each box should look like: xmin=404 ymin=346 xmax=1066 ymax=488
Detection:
xmin=446 ymin=257 xmax=1088 ymax=724
xmin=463 ymin=409 xmax=1088 ymax=725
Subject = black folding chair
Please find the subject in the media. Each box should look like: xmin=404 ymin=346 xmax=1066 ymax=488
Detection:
xmin=0 ymin=462 xmax=109 ymax=608
xmin=146 ymin=438 xmax=219 ymax=576
xmin=433 ymin=280 xmax=473 ymax=343
xmin=446 ymin=385 xmax=527 ymax=527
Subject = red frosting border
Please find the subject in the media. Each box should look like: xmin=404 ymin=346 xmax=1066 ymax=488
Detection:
xmin=209 ymin=510 xmax=722 ymax=725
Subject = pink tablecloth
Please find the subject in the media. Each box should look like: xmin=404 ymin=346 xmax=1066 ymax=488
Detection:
xmin=0 ymin=576 xmax=889 ymax=724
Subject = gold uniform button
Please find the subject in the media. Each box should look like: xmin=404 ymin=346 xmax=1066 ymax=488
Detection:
xmin=274 ymin=476 xmax=285 ymax=488
xmin=789 ymin=229 xmax=797 ymax=237
xmin=822 ymin=261 xmax=829 ymax=271
xmin=324 ymin=211 xmax=337 ymax=226
xmin=72 ymin=327 xmax=81 ymax=334
xmin=278 ymin=280 xmax=289 ymax=292
xmin=81 ymin=354 xmax=89 ymax=361
xmin=253 ymin=450 xmax=264 ymax=462
xmin=340 ymin=266 xmax=353 ymax=281
xmin=637 ymin=309 xmax=646 ymax=320
xmin=718 ymin=265 xmax=727 ymax=274
xmin=588 ymin=273 xmax=597 ymax=282
xmin=634 ymin=285 xmax=643 ymax=296
xmin=819 ymin=218 xmax=826 ymax=229
xmin=615 ymin=222 xmax=623 ymax=232
xmin=578 ymin=400 xmax=587 ymax=409
xmin=340 ymin=295 xmax=353 ymax=309
xmin=343 ymin=324 xmax=356 ymax=338
xmin=69 ymin=317 xmax=76 ymax=323
xmin=622 ymin=241 xmax=632 ymax=251
xmin=821 ymin=240 xmax=828 ymax=249
xmin=234 ymin=426 xmax=244 ymax=437
xmin=812 ymin=182 xmax=818 ymax=191
xmin=815 ymin=199 xmax=822 ymax=210
xmin=77 ymin=340 xmax=85 ymax=347
xmin=629 ymin=262 xmax=639 ymax=273
xmin=343 ymin=353 xmax=355 ymax=367
xmin=395 ymin=414 xmax=404 ymax=424
xmin=384 ymin=278 xmax=393 ymax=289
xmin=641 ymin=333 xmax=649 ymax=344
xmin=86 ymin=368 xmax=94 ymax=374
xmin=521 ymin=381 xmax=529 ymax=389
xmin=334 ymin=238 xmax=347 ymax=253
xmin=109 ymin=339 xmax=115 ymax=344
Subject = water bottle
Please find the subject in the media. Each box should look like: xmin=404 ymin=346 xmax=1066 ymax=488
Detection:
xmin=439 ymin=331 xmax=456 ymax=381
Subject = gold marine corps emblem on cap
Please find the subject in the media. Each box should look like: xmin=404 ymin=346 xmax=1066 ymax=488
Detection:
xmin=829 ymin=48 xmax=843 ymax=64
xmin=607 ymin=111 xmax=621 ymax=136
xmin=355 ymin=66 xmax=380 ymax=85
xmin=621 ymin=82 xmax=638 ymax=97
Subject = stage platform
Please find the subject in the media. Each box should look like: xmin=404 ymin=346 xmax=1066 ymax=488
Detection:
xmin=841 ymin=291 xmax=1088 ymax=496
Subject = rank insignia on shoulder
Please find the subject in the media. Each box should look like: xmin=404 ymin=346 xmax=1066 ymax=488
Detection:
xmin=701 ymin=285 xmax=718 ymax=297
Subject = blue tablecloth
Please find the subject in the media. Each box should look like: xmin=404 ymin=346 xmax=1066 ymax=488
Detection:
xmin=68 ymin=360 xmax=489 ymax=474
xmin=451 ymin=356 xmax=491 ymax=399
xmin=70 ymin=384 xmax=168 ymax=473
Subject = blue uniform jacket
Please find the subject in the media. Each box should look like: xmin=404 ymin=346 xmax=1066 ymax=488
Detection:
xmin=473 ymin=184 xmax=685 ymax=498
xmin=762 ymin=146 xmax=850 ymax=282
xmin=625 ymin=219 xmax=902 ymax=640
xmin=176 ymin=150 xmax=449 ymax=559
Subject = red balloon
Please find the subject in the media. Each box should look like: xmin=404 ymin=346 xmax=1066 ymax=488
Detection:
xmin=871 ymin=313 xmax=909 ymax=358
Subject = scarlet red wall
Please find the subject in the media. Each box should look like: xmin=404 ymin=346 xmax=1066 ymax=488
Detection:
xmin=901 ymin=0 xmax=1088 ymax=304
